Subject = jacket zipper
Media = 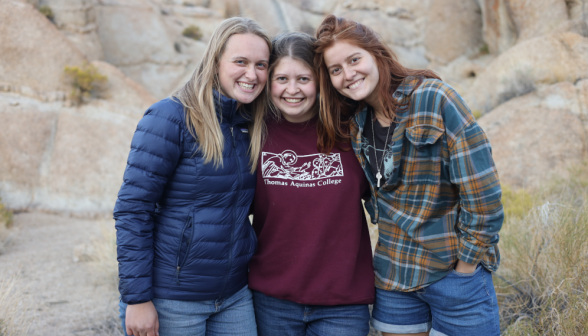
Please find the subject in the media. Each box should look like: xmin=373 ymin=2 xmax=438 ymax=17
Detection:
xmin=175 ymin=215 xmax=193 ymax=285
xmin=218 ymin=126 xmax=242 ymax=298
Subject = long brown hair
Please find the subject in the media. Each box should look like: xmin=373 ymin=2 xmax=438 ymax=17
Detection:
xmin=314 ymin=15 xmax=441 ymax=153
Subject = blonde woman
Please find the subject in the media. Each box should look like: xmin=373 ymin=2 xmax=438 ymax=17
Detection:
xmin=114 ymin=17 xmax=270 ymax=336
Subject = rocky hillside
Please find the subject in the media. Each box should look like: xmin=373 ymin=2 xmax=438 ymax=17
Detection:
xmin=1 ymin=0 xmax=587 ymax=215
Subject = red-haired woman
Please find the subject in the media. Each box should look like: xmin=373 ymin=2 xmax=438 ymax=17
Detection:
xmin=314 ymin=15 xmax=504 ymax=336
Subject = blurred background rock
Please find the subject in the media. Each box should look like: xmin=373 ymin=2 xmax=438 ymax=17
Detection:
xmin=1 ymin=0 xmax=587 ymax=215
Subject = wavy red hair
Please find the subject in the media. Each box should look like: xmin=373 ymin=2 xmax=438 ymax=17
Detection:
xmin=314 ymin=15 xmax=441 ymax=153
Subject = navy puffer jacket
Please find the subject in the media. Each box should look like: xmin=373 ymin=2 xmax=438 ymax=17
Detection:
xmin=114 ymin=93 xmax=257 ymax=304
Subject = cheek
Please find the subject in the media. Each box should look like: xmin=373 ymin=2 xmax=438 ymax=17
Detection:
xmin=256 ymin=70 xmax=269 ymax=86
xmin=270 ymin=82 xmax=283 ymax=102
xmin=304 ymin=86 xmax=317 ymax=105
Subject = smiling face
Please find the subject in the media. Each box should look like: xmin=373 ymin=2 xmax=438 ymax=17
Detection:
xmin=270 ymin=57 xmax=317 ymax=123
xmin=218 ymin=33 xmax=270 ymax=105
xmin=323 ymin=41 xmax=380 ymax=106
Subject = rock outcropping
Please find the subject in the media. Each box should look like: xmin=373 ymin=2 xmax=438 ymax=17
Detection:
xmin=2 ymin=0 xmax=588 ymax=215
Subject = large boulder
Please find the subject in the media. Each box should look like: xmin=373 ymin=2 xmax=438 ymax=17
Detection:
xmin=465 ymin=32 xmax=588 ymax=114
xmin=0 ymin=0 xmax=86 ymax=101
xmin=479 ymin=0 xmax=518 ymax=54
xmin=568 ymin=0 xmax=588 ymax=36
xmin=507 ymin=0 xmax=570 ymax=41
xmin=333 ymin=6 xmax=429 ymax=69
xmin=0 ymin=94 xmax=144 ymax=216
xmin=478 ymin=81 xmax=588 ymax=188
xmin=424 ymin=0 xmax=484 ymax=65
xmin=239 ymin=0 xmax=287 ymax=36
xmin=91 ymin=60 xmax=156 ymax=110
xmin=95 ymin=0 xmax=203 ymax=98
xmin=41 ymin=0 xmax=105 ymax=60
xmin=480 ymin=0 xmax=572 ymax=55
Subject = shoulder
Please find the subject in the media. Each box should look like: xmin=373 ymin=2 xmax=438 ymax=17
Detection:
xmin=408 ymin=78 xmax=473 ymax=131
xmin=143 ymin=97 xmax=186 ymax=126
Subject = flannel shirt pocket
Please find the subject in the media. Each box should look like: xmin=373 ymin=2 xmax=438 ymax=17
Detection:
xmin=403 ymin=125 xmax=444 ymax=185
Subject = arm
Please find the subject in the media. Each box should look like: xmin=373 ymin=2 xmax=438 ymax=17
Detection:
xmin=114 ymin=106 xmax=183 ymax=304
xmin=444 ymin=92 xmax=504 ymax=272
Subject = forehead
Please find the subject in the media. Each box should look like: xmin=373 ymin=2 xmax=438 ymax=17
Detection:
xmin=274 ymin=57 xmax=313 ymax=74
xmin=222 ymin=33 xmax=269 ymax=59
xmin=323 ymin=41 xmax=365 ymax=65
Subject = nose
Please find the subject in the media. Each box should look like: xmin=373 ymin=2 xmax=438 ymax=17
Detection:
xmin=286 ymin=80 xmax=299 ymax=95
xmin=244 ymin=64 xmax=257 ymax=81
xmin=343 ymin=67 xmax=355 ymax=81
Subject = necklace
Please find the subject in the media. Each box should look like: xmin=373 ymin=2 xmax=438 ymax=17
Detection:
xmin=371 ymin=109 xmax=392 ymax=188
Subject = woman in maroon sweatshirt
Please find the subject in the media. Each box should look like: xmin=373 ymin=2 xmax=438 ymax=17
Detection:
xmin=248 ymin=31 xmax=375 ymax=336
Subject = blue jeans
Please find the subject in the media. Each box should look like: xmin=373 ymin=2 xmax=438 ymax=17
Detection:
xmin=371 ymin=266 xmax=500 ymax=336
xmin=119 ymin=286 xmax=257 ymax=336
xmin=252 ymin=290 xmax=370 ymax=336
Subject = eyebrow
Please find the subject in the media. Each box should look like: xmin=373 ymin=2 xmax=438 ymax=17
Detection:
xmin=327 ymin=52 xmax=361 ymax=69
xmin=231 ymin=56 xmax=269 ymax=63
xmin=273 ymin=72 xmax=313 ymax=77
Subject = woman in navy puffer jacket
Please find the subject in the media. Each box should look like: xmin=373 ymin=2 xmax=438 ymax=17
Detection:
xmin=114 ymin=17 xmax=270 ymax=336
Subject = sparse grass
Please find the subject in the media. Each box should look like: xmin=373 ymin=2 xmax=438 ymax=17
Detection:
xmin=496 ymin=163 xmax=588 ymax=335
xmin=182 ymin=25 xmax=203 ymax=40
xmin=38 ymin=5 xmax=54 ymax=21
xmin=0 ymin=274 xmax=32 ymax=336
xmin=0 ymin=198 xmax=13 ymax=254
xmin=64 ymin=63 xmax=107 ymax=105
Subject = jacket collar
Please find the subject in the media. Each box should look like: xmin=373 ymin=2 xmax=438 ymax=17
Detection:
xmin=213 ymin=90 xmax=251 ymax=126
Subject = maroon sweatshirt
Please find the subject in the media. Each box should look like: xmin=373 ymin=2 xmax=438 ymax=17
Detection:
xmin=248 ymin=116 xmax=375 ymax=305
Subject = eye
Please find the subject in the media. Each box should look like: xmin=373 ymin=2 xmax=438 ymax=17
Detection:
xmin=235 ymin=60 xmax=245 ymax=65
xmin=276 ymin=76 xmax=287 ymax=81
xmin=330 ymin=67 xmax=341 ymax=75
xmin=256 ymin=62 xmax=268 ymax=69
xmin=350 ymin=57 xmax=360 ymax=64
xmin=299 ymin=77 xmax=310 ymax=83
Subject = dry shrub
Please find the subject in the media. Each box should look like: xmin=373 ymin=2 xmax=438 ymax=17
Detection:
xmin=64 ymin=63 xmax=108 ymax=105
xmin=0 ymin=198 xmax=14 ymax=254
xmin=497 ymin=163 xmax=588 ymax=335
xmin=0 ymin=275 xmax=32 ymax=336
xmin=182 ymin=25 xmax=203 ymax=40
xmin=38 ymin=5 xmax=54 ymax=21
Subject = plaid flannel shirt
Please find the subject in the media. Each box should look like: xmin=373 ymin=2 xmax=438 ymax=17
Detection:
xmin=353 ymin=76 xmax=503 ymax=292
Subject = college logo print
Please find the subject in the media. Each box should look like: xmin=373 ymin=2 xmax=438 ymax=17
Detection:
xmin=261 ymin=150 xmax=344 ymax=180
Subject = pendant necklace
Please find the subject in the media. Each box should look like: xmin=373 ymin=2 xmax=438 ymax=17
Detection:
xmin=371 ymin=110 xmax=392 ymax=188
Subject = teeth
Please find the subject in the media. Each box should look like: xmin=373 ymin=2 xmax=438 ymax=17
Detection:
xmin=238 ymin=82 xmax=254 ymax=89
xmin=349 ymin=79 xmax=363 ymax=90
xmin=284 ymin=98 xmax=303 ymax=103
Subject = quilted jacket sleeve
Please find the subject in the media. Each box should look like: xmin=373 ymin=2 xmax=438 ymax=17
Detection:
xmin=113 ymin=102 xmax=183 ymax=304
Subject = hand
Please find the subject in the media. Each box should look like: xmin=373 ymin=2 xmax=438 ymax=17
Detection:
xmin=455 ymin=259 xmax=478 ymax=274
xmin=125 ymin=301 xmax=159 ymax=336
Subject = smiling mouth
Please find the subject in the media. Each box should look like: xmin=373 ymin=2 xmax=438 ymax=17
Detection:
xmin=348 ymin=79 xmax=364 ymax=90
xmin=238 ymin=82 xmax=255 ymax=90
xmin=283 ymin=98 xmax=304 ymax=104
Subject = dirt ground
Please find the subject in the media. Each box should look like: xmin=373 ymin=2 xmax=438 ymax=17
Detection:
xmin=0 ymin=212 xmax=122 ymax=336
xmin=0 ymin=212 xmax=382 ymax=336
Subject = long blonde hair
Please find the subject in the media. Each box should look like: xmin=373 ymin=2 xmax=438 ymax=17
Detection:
xmin=173 ymin=17 xmax=271 ymax=172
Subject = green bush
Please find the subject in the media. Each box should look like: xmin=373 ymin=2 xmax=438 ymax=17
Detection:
xmin=38 ymin=5 xmax=54 ymax=21
xmin=64 ymin=63 xmax=108 ymax=105
xmin=182 ymin=25 xmax=203 ymax=40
